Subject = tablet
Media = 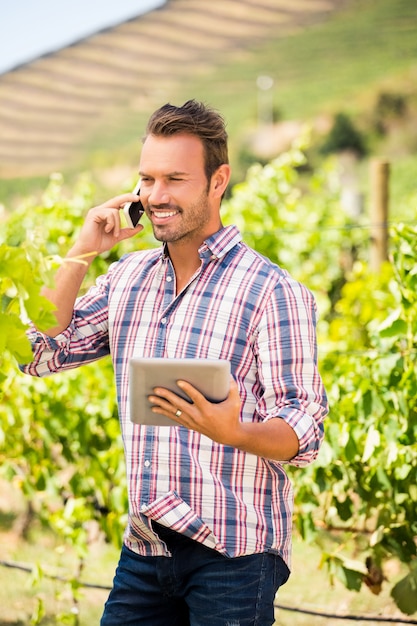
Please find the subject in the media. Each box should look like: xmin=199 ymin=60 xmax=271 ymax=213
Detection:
xmin=129 ymin=357 xmax=231 ymax=427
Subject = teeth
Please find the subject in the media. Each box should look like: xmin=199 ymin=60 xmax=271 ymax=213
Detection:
xmin=154 ymin=210 xmax=177 ymax=218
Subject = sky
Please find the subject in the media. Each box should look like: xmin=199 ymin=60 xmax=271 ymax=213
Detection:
xmin=0 ymin=0 xmax=165 ymax=75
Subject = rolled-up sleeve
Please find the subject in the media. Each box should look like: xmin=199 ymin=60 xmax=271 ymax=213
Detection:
xmin=256 ymin=275 xmax=328 ymax=467
xmin=20 ymin=272 xmax=111 ymax=377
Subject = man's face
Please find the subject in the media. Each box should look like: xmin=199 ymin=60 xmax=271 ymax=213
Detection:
xmin=138 ymin=133 xmax=220 ymax=245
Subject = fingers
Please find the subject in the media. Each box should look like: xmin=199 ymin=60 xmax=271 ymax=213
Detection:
xmin=103 ymin=210 xmax=119 ymax=235
xmin=148 ymin=385 xmax=197 ymax=424
xmin=148 ymin=386 xmax=194 ymax=412
xmin=149 ymin=378 xmax=235 ymax=410
xmin=101 ymin=193 xmax=141 ymax=210
xmin=118 ymin=223 xmax=144 ymax=241
xmin=86 ymin=194 xmax=143 ymax=241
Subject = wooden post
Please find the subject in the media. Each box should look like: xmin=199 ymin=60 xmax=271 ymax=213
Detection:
xmin=370 ymin=159 xmax=389 ymax=272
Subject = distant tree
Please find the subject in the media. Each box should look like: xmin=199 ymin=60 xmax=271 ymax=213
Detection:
xmin=320 ymin=112 xmax=367 ymax=157
xmin=372 ymin=91 xmax=408 ymax=135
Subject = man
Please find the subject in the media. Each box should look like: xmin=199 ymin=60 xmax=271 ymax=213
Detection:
xmin=22 ymin=100 xmax=328 ymax=625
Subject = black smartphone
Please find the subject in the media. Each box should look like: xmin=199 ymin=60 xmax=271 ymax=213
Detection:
xmin=123 ymin=181 xmax=144 ymax=228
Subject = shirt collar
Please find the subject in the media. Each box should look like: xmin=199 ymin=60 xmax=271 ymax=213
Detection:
xmin=161 ymin=225 xmax=242 ymax=262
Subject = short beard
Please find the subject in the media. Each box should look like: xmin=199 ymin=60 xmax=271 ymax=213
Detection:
xmin=150 ymin=189 xmax=211 ymax=244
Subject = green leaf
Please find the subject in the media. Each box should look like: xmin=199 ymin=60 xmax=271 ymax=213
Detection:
xmin=339 ymin=566 xmax=363 ymax=592
xmin=362 ymin=425 xmax=381 ymax=462
xmin=378 ymin=310 xmax=408 ymax=337
xmin=335 ymin=496 xmax=353 ymax=522
xmin=295 ymin=511 xmax=317 ymax=542
xmin=30 ymin=596 xmax=45 ymax=626
xmin=24 ymin=289 xmax=57 ymax=332
xmin=391 ymin=567 xmax=417 ymax=615
xmin=370 ymin=525 xmax=385 ymax=547
xmin=332 ymin=555 xmax=367 ymax=591
xmin=0 ymin=312 xmax=33 ymax=363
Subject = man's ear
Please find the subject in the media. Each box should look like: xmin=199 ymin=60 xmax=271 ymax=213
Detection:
xmin=211 ymin=164 xmax=231 ymax=199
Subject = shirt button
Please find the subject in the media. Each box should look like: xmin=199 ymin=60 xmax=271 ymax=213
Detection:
xmin=144 ymin=460 xmax=151 ymax=468
xmin=140 ymin=504 xmax=147 ymax=512
xmin=166 ymin=276 xmax=172 ymax=282
xmin=161 ymin=318 xmax=167 ymax=325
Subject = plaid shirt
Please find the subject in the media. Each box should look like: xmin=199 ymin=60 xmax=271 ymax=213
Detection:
xmin=22 ymin=225 xmax=327 ymax=567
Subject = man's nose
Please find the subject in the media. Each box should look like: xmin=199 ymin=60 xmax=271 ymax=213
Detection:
xmin=147 ymin=181 xmax=170 ymax=205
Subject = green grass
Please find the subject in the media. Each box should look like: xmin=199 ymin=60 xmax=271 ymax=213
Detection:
xmin=0 ymin=485 xmax=409 ymax=626
xmin=0 ymin=529 xmax=408 ymax=625
xmin=276 ymin=536 xmax=408 ymax=625
xmin=0 ymin=530 xmax=115 ymax=625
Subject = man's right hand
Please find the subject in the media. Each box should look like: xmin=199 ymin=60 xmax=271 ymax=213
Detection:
xmin=71 ymin=193 xmax=144 ymax=260
xmin=39 ymin=193 xmax=144 ymax=337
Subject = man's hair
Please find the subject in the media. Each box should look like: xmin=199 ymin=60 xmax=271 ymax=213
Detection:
xmin=144 ymin=100 xmax=229 ymax=183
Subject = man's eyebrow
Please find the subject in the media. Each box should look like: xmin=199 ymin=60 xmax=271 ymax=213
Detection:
xmin=138 ymin=171 xmax=188 ymax=177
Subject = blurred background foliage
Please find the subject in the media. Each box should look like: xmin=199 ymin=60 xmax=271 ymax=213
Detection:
xmin=1 ymin=141 xmax=416 ymax=616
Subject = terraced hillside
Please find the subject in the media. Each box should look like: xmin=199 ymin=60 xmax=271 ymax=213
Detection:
xmin=0 ymin=0 xmax=348 ymax=178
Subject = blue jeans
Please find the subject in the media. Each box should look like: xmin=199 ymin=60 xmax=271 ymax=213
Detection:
xmin=101 ymin=525 xmax=289 ymax=626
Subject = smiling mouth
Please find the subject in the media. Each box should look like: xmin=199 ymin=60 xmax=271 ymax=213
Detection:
xmin=151 ymin=209 xmax=179 ymax=219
